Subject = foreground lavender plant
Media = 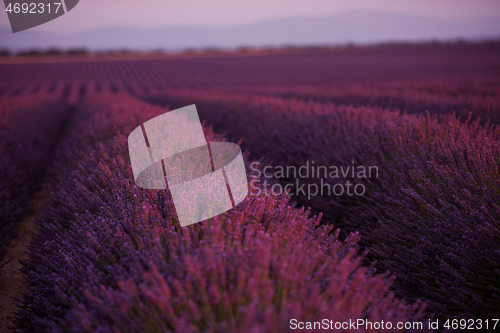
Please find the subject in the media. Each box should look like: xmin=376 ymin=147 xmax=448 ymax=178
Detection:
xmin=146 ymin=90 xmax=500 ymax=320
xmin=14 ymin=94 xmax=426 ymax=332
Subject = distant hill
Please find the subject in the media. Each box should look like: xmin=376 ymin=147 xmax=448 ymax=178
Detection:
xmin=1 ymin=10 xmax=499 ymax=52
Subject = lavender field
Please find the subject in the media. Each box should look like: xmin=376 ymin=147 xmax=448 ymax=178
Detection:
xmin=0 ymin=42 xmax=499 ymax=332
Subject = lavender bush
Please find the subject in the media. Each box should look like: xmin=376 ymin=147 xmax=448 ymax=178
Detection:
xmin=0 ymin=96 xmax=67 ymax=272
xmin=14 ymin=94 xmax=426 ymax=332
xmin=146 ymin=90 xmax=500 ymax=320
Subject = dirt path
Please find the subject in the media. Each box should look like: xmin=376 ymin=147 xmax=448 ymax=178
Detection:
xmin=0 ymin=185 xmax=48 ymax=332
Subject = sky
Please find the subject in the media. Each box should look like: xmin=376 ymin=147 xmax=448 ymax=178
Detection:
xmin=1 ymin=0 xmax=500 ymax=34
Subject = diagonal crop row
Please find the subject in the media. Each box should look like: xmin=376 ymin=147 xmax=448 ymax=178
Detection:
xmin=0 ymin=95 xmax=67 ymax=272
xmin=145 ymin=89 xmax=500 ymax=320
xmin=14 ymin=93 xmax=427 ymax=332
xmin=224 ymin=81 xmax=500 ymax=125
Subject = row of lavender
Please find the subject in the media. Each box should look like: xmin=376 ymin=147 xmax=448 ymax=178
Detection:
xmin=0 ymin=96 xmax=67 ymax=272
xmin=14 ymin=93 xmax=426 ymax=332
xmin=226 ymin=82 xmax=500 ymax=125
xmin=2 ymin=79 xmax=499 ymax=126
xmin=146 ymin=90 xmax=500 ymax=320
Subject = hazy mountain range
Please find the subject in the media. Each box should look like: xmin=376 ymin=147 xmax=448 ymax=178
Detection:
xmin=1 ymin=10 xmax=499 ymax=52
